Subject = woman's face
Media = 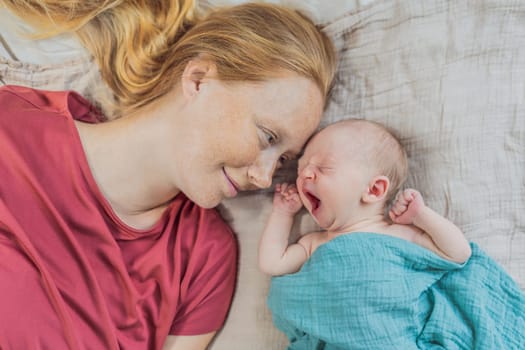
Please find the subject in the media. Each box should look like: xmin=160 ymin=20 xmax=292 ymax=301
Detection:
xmin=174 ymin=72 xmax=324 ymax=208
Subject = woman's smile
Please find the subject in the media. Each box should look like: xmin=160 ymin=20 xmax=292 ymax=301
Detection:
xmin=223 ymin=168 xmax=240 ymax=197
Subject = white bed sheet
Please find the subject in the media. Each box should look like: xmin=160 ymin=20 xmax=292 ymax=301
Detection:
xmin=1 ymin=1 xmax=523 ymax=350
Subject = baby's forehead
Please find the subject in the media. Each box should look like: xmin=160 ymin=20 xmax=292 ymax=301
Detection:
xmin=309 ymin=122 xmax=384 ymax=159
xmin=305 ymin=130 xmax=365 ymax=160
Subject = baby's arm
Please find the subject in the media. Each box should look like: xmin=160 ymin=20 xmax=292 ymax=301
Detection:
xmin=258 ymin=183 xmax=309 ymax=276
xmin=389 ymin=189 xmax=472 ymax=263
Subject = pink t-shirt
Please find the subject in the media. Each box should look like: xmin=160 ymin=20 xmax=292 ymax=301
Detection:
xmin=0 ymin=86 xmax=238 ymax=349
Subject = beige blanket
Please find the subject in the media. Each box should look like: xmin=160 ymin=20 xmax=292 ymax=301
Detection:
xmin=1 ymin=0 xmax=523 ymax=349
xmin=216 ymin=0 xmax=525 ymax=348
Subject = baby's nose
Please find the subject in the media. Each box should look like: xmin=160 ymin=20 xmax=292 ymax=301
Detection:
xmin=298 ymin=164 xmax=316 ymax=180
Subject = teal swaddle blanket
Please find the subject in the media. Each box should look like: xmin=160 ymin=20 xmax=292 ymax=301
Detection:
xmin=267 ymin=233 xmax=525 ymax=349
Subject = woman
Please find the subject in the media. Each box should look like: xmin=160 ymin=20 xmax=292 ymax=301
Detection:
xmin=0 ymin=1 xmax=336 ymax=349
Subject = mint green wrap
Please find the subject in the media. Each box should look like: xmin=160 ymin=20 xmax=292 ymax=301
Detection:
xmin=268 ymin=233 xmax=525 ymax=349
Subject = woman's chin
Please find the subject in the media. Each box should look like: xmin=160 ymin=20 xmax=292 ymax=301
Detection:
xmin=188 ymin=192 xmax=222 ymax=209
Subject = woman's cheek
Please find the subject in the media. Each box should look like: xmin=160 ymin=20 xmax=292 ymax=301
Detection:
xmin=219 ymin=130 xmax=262 ymax=167
xmin=228 ymin=142 xmax=261 ymax=167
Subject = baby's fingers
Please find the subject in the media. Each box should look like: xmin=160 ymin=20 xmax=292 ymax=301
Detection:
xmin=280 ymin=184 xmax=295 ymax=195
xmin=393 ymin=192 xmax=407 ymax=205
xmin=390 ymin=203 xmax=407 ymax=216
xmin=276 ymin=183 xmax=291 ymax=194
xmin=388 ymin=209 xmax=397 ymax=221
xmin=404 ymin=189 xmax=422 ymax=204
xmin=286 ymin=185 xmax=298 ymax=195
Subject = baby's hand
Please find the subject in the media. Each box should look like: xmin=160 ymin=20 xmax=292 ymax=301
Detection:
xmin=389 ymin=188 xmax=425 ymax=225
xmin=273 ymin=183 xmax=303 ymax=215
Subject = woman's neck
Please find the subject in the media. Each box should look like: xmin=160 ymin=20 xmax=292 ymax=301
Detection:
xmin=74 ymin=96 xmax=183 ymax=229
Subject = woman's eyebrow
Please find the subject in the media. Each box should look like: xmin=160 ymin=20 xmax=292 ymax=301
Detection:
xmin=271 ymin=127 xmax=305 ymax=158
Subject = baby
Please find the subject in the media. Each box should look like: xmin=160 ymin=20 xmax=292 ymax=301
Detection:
xmin=258 ymin=119 xmax=472 ymax=276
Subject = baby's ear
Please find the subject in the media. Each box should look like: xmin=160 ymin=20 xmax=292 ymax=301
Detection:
xmin=362 ymin=175 xmax=390 ymax=203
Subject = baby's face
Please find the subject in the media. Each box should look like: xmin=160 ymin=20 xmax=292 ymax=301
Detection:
xmin=296 ymin=126 xmax=373 ymax=230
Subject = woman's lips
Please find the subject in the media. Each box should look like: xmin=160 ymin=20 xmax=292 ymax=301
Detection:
xmin=223 ymin=168 xmax=239 ymax=197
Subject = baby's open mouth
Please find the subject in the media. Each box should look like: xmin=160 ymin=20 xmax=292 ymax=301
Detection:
xmin=305 ymin=191 xmax=320 ymax=211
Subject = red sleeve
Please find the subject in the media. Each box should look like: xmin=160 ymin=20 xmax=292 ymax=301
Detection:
xmin=169 ymin=210 xmax=238 ymax=335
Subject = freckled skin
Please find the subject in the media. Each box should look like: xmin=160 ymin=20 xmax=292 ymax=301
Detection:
xmin=75 ymin=64 xmax=324 ymax=227
xmin=174 ymin=74 xmax=324 ymax=208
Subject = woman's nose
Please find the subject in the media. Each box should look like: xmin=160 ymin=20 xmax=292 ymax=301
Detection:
xmin=248 ymin=154 xmax=278 ymax=189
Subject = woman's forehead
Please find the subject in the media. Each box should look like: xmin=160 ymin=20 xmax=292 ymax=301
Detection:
xmin=251 ymin=77 xmax=323 ymax=140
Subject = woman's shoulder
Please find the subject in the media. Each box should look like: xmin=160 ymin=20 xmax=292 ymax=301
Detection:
xmin=0 ymin=85 xmax=102 ymax=122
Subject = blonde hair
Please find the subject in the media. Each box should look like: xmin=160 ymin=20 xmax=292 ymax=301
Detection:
xmin=1 ymin=0 xmax=337 ymax=114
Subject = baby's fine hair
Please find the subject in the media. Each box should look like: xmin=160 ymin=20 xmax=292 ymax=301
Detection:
xmin=2 ymin=0 xmax=337 ymax=114
xmin=331 ymin=119 xmax=409 ymax=203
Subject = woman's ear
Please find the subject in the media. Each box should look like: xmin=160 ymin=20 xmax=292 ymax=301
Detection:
xmin=362 ymin=175 xmax=390 ymax=203
xmin=181 ymin=57 xmax=217 ymax=99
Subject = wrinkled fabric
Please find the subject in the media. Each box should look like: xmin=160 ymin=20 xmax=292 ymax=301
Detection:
xmin=0 ymin=86 xmax=238 ymax=350
xmin=268 ymin=233 xmax=525 ymax=349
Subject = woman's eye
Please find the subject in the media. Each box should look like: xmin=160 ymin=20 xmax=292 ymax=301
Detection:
xmin=275 ymin=154 xmax=290 ymax=170
xmin=265 ymin=131 xmax=276 ymax=145
xmin=258 ymin=125 xmax=278 ymax=147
